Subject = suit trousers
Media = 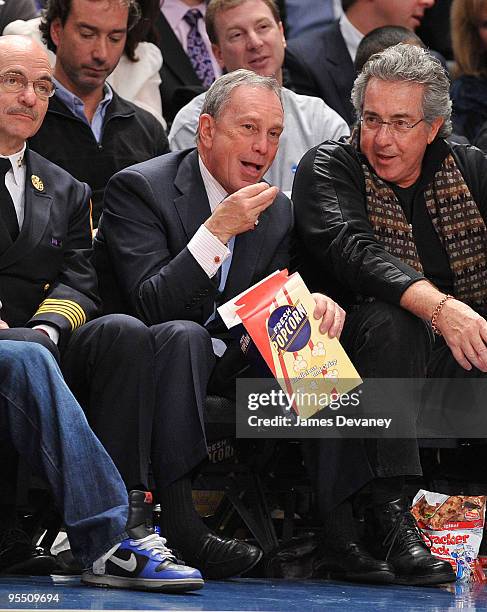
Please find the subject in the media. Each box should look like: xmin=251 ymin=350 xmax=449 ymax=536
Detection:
xmin=62 ymin=314 xmax=155 ymax=491
xmin=0 ymin=341 xmax=128 ymax=567
xmin=304 ymin=300 xmax=434 ymax=514
xmin=1 ymin=314 xmax=155 ymax=492
xmin=150 ymin=319 xmax=275 ymax=489
xmin=150 ymin=320 xmax=215 ymax=489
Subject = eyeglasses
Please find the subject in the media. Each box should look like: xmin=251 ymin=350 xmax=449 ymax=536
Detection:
xmin=360 ymin=115 xmax=425 ymax=135
xmin=0 ymin=72 xmax=55 ymax=100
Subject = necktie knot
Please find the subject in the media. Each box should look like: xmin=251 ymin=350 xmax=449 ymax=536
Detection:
xmin=183 ymin=8 xmax=202 ymax=27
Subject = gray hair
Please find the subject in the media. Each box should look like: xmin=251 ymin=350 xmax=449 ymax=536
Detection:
xmin=200 ymin=69 xmax=282 ymax=120
xmin=351 ymin=43 xmax=452 ymax=138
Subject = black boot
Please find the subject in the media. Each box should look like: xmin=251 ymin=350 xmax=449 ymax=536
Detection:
xmin=365 ymin=498 xmax=455 ymax=585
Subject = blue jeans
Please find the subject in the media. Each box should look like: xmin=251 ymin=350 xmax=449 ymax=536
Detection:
xmin=0 ymin=340 xmax=129 ymax=566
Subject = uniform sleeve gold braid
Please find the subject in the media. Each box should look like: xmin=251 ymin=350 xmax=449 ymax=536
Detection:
xmin=35 ymin=305 xmax=83 ymax=330
xmin=36 ymin=299 xmax=86 ymax=328
xmin=34 ymin=298 xmax=86 ymax=330
xmin=35 ymin=304 xmax=83 ymax=330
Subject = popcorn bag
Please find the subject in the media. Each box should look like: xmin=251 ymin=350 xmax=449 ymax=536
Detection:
xmin=219 ymin=270 xmax=361 ymax=419
xmin=412 ymin=490 xmax=487 ymax=582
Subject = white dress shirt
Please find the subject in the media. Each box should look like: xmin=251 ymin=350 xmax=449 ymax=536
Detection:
xmin=186 ymin=156 xmax=233 ymax=357
xmin=339 ymin=11 xmax=364 ymax=62
xmin=187 ymin=156 xmax=231 ymax=277
xmin=3 ymin=145 xmax=26 ymax=230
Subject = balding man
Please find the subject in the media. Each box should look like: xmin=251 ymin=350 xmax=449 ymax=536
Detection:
xmin=95 ymin=69 xmax=345 ymax=579
xmin=169 ymin=0 xmax=349 ymax=195
xmin=0 ymin=36 xmax=161 ymax=577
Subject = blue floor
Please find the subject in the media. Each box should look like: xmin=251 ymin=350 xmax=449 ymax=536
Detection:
xmin=0 ymin=576 xmax=486 ymax=611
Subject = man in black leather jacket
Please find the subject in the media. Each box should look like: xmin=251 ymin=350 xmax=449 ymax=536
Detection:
xmin=293 ymin=43 xmax=487 ymax=586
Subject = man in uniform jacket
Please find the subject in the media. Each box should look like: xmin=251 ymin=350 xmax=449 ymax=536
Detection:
xmin=0 ymin=34 xmax=155 ymax=571
xmin=95 ymin=69 xmax=345 ymax=579
xmin=28 ymin=0 xmax=169 ymax=226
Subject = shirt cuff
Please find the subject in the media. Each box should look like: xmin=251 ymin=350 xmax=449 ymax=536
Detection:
xmin=33 ymin=324 xmax=59 ymax=345
xmin=187 ymin=224 xmax=230 ymax=278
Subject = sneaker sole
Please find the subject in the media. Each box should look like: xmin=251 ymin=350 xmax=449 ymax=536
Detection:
xmin=81 ymin=574 xmax=204 ymax=592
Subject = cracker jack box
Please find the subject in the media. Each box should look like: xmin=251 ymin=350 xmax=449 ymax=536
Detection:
xmin=218 ymin=269 xmax=362 ymax=419
xmin=412 ymin=490 xmax=487 ymax=582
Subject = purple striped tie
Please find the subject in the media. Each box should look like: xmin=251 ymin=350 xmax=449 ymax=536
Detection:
xmin=183 ymin=9 xmax=216 ymax=88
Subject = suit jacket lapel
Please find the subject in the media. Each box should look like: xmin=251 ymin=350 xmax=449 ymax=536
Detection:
xmin=0 ymin=216 xmax=13 ymax=256
xmin=324 ymin=24 xmax=355 ymax=120
xmin=173 ymin=150 xmax=212 ymax=241
xmin=173 ymin=149 xmax=273 ymax=301
xmin=156 ymin=13 xmax=201 ymax=86
xmin=0 ymin=150 xmax=53 ymax=269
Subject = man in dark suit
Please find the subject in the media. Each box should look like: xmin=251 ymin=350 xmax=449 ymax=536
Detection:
xmin=157 ymin=0 xmax=221 ymax=125
xmin=0 ymin=34 xmax=156 ymax=572
xmin=285 ymin=0 xmax=435 ymax=124
xmin=96 ymin=68 xmax=345 ymax=578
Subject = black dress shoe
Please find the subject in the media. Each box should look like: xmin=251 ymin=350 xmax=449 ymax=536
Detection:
xmin=181 ymin=532 xmax=262 ymax=579
xmin=315 ymin=539 xmax=395 ymax=584
xmin=365 ymin=498 xmax=456 ymax=586
xmin=0 ymin=528 xmax=58 ymax=576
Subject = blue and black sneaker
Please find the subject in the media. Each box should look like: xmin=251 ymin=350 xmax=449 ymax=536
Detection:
xmin=81 ymin=491 xmax=204 ymax=592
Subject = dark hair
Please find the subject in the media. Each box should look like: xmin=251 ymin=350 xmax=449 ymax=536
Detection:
xmin=341 ymin=0 xmax=357 ymax=11
xmin=40 ymin=0 xmax=141 ymax=53
xmin=124 ymin=0 xmax=159 ymax=61
xmin=355 ymin=25 xmax=424 ymax=73
xmin=206 ymin=0 xmax=280 ymax=45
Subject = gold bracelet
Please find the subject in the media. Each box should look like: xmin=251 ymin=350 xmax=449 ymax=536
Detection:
xmin=431 ymin=294 xmax=454 ymax=336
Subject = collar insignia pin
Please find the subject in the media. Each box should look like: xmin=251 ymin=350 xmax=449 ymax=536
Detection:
xmin=31 ymin=175 xmax=44 ymax=191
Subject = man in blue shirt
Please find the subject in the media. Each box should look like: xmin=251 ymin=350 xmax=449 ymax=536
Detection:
xmin=29 ymin=0 xmax=169 ymax=226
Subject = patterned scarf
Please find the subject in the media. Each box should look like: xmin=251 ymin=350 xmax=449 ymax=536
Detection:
xmin=360 ymin=149 xmax=487 ymax=308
